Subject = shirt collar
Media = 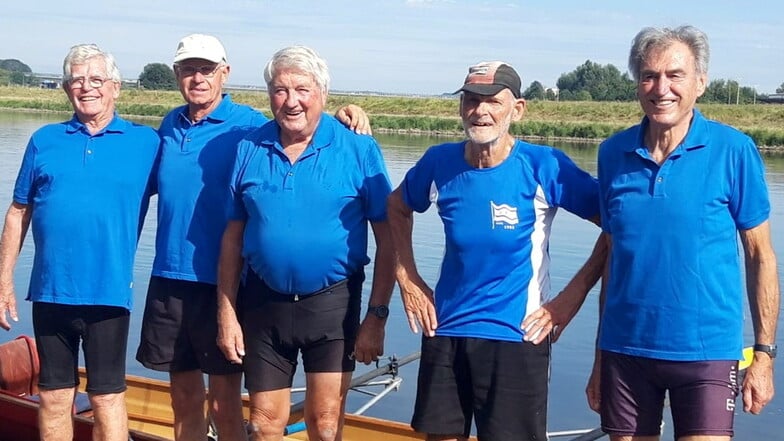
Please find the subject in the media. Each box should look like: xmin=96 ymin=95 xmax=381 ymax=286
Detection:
xmin=176 ymin=93 xmax=234 ymax=125
xmin=263 ymin=113 xmax=336 ymax=155
xmin=626 ymin=108 xmax=709 ymax=154
xmin=65 ymin=112 xmax=126 ymax=135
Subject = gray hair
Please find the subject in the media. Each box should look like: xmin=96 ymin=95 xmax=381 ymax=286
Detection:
xmin=263 ymin=46 xmax=330 ymax=94
xmin=62 ymin=44 xmax=122 ymax=83
xmin=628 ymin=25 xmax=709 ymax=82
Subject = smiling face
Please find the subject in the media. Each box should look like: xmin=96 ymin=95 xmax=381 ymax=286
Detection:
xmin=460 ymin=89 xmax=525 ymax=147
xmin=175 ymin=58 xmax=229 ymax=118
xmin=637 ymin=41 xmax=707 ymax=133
xmin=268 ymin=68 xmax=326 ymax=144
xmin=64 ymin=57 xmax=119 ymax=126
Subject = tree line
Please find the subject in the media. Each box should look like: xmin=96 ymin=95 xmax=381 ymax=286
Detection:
xmin=4 ymin=57 xmax=784 ymax=103
xmin=523 ymin=60 xmax=783 ymax=104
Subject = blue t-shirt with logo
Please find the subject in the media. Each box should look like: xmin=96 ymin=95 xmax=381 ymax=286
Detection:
xmin=13 ymin=114 xmax=159 ymax=309
xmin=401 ymin=140 xmax=599 ymax=342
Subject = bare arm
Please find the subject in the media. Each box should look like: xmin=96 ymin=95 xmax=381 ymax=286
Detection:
xmin=739 ymin=221 xmax=779 ymax=414
xmin=586 ymin=235 xmax=611 ymax=413
xmin=387 ymin=187 xmax=437 ymax=336
xmin=335 ymin=104 xmax=372 ymax=135
xmin=353 ymin=219 xmax=396 ymax=364
xmin=0 ymin=202 xmax=31 ymax=331
xmin=216 ymin=219 xmax=247 ymax=364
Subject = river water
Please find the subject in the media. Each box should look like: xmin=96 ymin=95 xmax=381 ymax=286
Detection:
xmin=1 ymin=111 xmax=782 ymax=439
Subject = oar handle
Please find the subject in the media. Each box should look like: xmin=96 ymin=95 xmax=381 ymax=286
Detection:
xmin=284 ymin=421 xmax=307 ymax=435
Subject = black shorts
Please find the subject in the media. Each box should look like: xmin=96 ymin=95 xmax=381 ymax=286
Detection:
xmin=600 ymin=350 xmax=738 ymax=439
xmin=32 ymin=302 xmax=129 ymax=394
xmin=240 ymin=270 xmax=363 ymax=392
xmin=136 ymin=276 xmax=240 ymax=375
xmin=411 ymin=335 xmax=550 ymax=441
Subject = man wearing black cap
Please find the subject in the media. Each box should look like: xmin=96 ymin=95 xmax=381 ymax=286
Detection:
xmin=387 ymin=61 xmax=606 ymax=440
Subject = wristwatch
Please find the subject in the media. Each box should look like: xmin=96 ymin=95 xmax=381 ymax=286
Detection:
xmin=753 ymin=343 xmax=777 ymax=359
xmin=368 ymin=304 xmax=390 ymax=319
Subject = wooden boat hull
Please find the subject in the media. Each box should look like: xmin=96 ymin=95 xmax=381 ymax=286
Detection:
xmin=0 ymin=337 xmax=454 ymax=441
xmin=0 ymin=370 xmax=434 ymax=441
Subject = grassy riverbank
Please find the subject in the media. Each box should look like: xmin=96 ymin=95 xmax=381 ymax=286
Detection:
xmin=2 ymin=85 xmax=783 ymax=148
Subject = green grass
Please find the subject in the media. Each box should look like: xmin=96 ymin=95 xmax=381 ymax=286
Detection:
xmin=1 ymin=85 xmax=782 ymax=147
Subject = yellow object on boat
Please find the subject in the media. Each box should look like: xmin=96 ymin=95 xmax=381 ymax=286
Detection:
xmin=739 ymin=346 xmax=754 ymax=371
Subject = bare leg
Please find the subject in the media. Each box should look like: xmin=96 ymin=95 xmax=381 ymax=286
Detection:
xmin=170 ymin=370 xmax=207 ymax=441
xmin=247 ymin=388 xmax=290 ymax=441
xmin=208 ymin=372 xmax=246 ymax=441
xmin=426 ymin=436 xmax=469 ymax=441
xmin=678 ymin=436 xmax=731 ymax=441
xmin=38 ymin=387 xmax=76 ymax=441
xmin=610 ymin=435 xmax=660 ymax=441
xmin=89 ymin=391 xmax=128 ymax=441
xmin=304 ymin=371 xmax=351 ymax=441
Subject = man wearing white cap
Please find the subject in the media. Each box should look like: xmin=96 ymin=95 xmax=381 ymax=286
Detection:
xmin=388 ymin=61 xmax=606 ymax=440
xmin=135 ymin=34 xmax=370 ymax=441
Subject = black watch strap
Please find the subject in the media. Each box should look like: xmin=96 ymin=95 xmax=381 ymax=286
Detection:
xmin=368 ymin=304 xmax=389 ymax=319
xmin=753 ymin=343 xmax=777 ymax=359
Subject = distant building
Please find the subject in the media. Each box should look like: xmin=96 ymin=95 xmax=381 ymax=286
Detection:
xmin=39 ymin=80 xmax=59 ymax=89
xmin=759 ymin=93 xmax=784 ymax=104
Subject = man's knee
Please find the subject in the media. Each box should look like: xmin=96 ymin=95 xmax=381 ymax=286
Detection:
xmin=89 ymin=391 xmax=125 ymax=409
xmin=305 ymin=406 xmax=343 ymax=441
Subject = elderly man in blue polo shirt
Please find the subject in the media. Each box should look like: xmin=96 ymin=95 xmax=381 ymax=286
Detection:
xmin=216 ymin=45 xmax=395 ymax=441
xmin=135 ymin=35 xmax=372 ymax=441
xmin=0 ymin=44 xmax=158 ymax=441
xmin=586 ymin=25 xmax=779 ymax=441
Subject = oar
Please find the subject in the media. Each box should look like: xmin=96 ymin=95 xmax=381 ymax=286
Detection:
xmin=284 ymin=351 xmax=421 ymax=435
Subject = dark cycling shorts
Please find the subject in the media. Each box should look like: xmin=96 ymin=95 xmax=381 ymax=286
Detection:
xmin=411 ymin=335 xmax=550 ymax=441
xmin=600 ymin=350 xmax=738 ymax=439
xmin=240 ymin=270 xmax=363 ymax=392
xmin=33 ymin=302 xmax=129 ymax=394
xmin=136 ymin=276 xmax=240 ymax=375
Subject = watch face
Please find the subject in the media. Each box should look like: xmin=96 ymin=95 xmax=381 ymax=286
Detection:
xmin=372 ymin=305 xmax=389 ymax=318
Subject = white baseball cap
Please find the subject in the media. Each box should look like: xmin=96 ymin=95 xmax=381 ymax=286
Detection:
xmin=173 ymin=34 xmax=227 ymax=64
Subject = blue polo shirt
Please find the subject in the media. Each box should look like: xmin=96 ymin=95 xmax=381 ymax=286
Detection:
xmin=152 ymin=94 xmax=268 ymax=284
xmin=13 ymin=114 xmax=159 ymax=309
xmin=598 ymin=109 xmax=770 ymax=361
xmin=229 ymin=113 xmax=392 ymax=294
xmin=401 ymin=140 xmax=599 ymax=342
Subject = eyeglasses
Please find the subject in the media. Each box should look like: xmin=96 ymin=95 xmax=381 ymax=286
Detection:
xmin=175 ymin=64 xmax=222 ymax=78
xmin=68 ymin=76 xmax=112 ymax=89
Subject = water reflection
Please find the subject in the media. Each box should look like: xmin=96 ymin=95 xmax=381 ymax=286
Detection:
xmin=0 ymin=111 xmax=782 ymax=437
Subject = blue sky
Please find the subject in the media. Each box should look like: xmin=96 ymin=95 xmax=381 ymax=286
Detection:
xmin=2 ymin=1 xmax=782 ymax=95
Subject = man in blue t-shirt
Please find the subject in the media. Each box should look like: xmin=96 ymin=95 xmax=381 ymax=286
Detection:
xmin=0 ymin=44 xmax=158 ymax=441
xmin=134 ymin=35 xmax=372 ymax=441
xmin=216 ymin=45 xmax=395 ymax=441
xmin=587 ymin=26 xmax=779 ymax=441
xmin=387 ymin=61 xmax=606 ymax=441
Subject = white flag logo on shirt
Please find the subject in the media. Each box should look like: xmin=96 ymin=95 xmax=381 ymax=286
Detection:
xmin=491 ymin=201 xmax=519 ymax=229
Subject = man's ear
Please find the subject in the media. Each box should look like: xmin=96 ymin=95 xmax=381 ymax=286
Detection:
xmin=512 ymin=98 xmax=527 ymax=122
